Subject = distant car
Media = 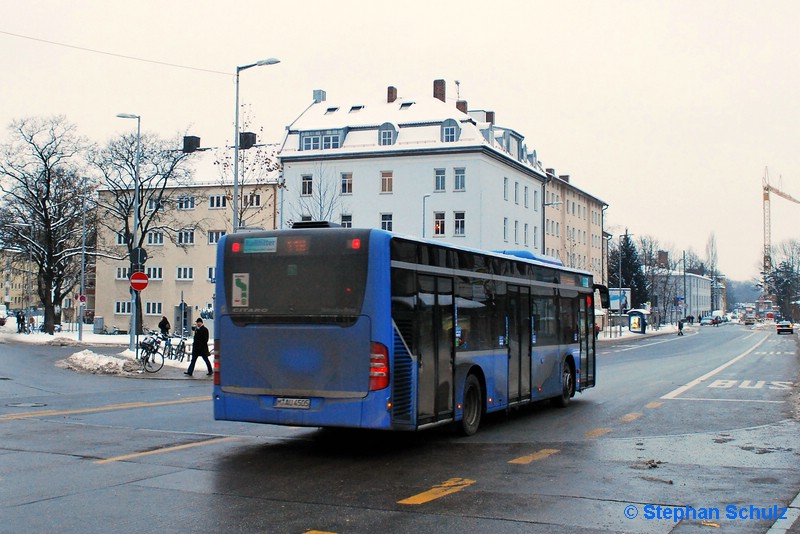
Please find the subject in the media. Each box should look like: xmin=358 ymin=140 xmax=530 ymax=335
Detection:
xmin=700 ymin=317 xmax=713 ymax=326
xmin=776 ymin=321 xmax=793 ymax=335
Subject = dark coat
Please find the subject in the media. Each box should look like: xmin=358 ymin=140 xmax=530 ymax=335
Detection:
xmin=192 ymin=325 xmax=210 ymax=356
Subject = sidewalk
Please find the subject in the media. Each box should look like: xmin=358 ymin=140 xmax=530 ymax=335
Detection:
xmin=0 ymin=321 xmax=208 ymax=380
xmin=596 ymin=322 xmax=689 ymax=344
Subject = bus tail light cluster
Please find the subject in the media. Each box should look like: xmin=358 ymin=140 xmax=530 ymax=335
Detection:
xmin=213 ymin=339 xmax=220 ymax=386
xmin=369 ymin=342 xmax=389 ymax=391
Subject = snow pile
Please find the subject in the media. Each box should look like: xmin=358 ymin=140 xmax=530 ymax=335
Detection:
xmin=57 ymin=350 xmax=139 ymax=375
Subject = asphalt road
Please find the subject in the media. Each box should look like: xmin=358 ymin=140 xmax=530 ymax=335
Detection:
xmin=0 ymin=323 xmax=798 ymax=534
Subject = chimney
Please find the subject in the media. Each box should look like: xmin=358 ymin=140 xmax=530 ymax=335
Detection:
xmin=546 ymin=168 xmax=556 ymax=178
xmin=559 ymin=174 xmax=570 ymax=183
xmin=485 ymin=111 xmax=495 ymax=125
xmin=433 ymin=79 xmax=446 ymax=102
xmin=387 ymin=86 xmax=397 ymax=103
xmin=456 ymin=100 xmax=468 ymax=113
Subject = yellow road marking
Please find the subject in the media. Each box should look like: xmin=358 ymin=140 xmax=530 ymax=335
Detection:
xmin=508 ymin=448 xmax=560 ymax=465
xmin=621 ymin=412 xmax=643 ymax=423
xmin=304 ymin=531 xmax=338 ymax=534
xmin=95 ymin=436 xmax=237 ymax=464
xmin=398 ymin=477 xmax=476 ymax=505
xmin=645 ymin=401 xmax=663 ymax=409
xmin=0 ymin=396 xmax=210 ymax=421
xmin=585 ymin=427 xmax=612 ymax=438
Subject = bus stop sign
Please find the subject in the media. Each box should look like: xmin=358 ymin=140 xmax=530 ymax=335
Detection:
xmin=130 ymin=272 xmax=149 ymax=291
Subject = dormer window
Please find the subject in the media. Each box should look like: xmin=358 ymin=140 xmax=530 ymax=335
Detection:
xmin=441 ymin=119 xmax=461 ymax=143
xmin=399 ymin=102 xmax=414 ymax=110
xmin=378 ymin=122 xmax=397 ymax=146
xmin=349 ymin=105 xmax=364 ymax=113
xmin=325 ymin=107 xmax=339 ymax=114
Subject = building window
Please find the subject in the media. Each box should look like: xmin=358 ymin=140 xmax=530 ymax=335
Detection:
xmin=381 ymin=213 xmax=393 ymax=231
xmin=146 ymin=231 xmax=163 ymax=246
xmin=503 ymin=218 xmax=509 ymax=241
xmin=533 ymin=189 xmax=539 ymax=211
xmin=207 ymin=267 xmax=216 ymax=282
xmin=378 ymin=123 xmax=396 ymax=146
xmin=145 ymin=302 xmax=162 ymax=315
xmin=177 ymin=266 xmax=194 ymax=280
xmin=301 ymin=175 xmax=313 ymax=196
xmin=244 ymin=193 xmax=261 ymax=207
xmin=208 ymin=230 xmax=226 ymax=244
xmin=454 ymin=168 xmax=465 ymax=191
xmin=302 ymin=135 xmax=321 ymax=150
xmin=514 ymin=182 xmax=519 ymax=204
xmin=454 ymin=212 xmax=465 ymax=236
xmin=341 ymin=173 xmax=353 ymax=194
xmin=524 ymin=186 xmax=529 ymax=208
xmin=209 ymin=195 xmax=227 ymax=209
xmin=115 ymin=301 xmax=131 ymax=314
xmin=115 ymin=267 xmax=131 ymax=280
xmin=146 ymin=198 xmax=162 ymax=212
xmin=434 ymin=212 xmax=445 ymax=236
xmin=177 ymin=196 xmax=196 ymax=210
xmin=341 ymin=214 xmax=352 ymax=228
xmin=322 ymin=134 xmax=340 ymax=149
xmin=514 ymin=221 xmax=519 ymax=244
xmin=178 ymin=229 xmax=195 ymax=246
xmin=381 ymin=171 xmax=393 ymax=193
xmin=441 ymin=119 xmax=460 ymax=143
xmin=503 ymin=177 xmax=509 ymax=201
xmin=116 ymin=231 xmax=126 ymax=246
xmin=435 ymin=169 xmax=446 ymax=192
xmin=524 ymin=223 xmax=529 ymax=246
xmin=146 ymin=266 xmax=163 ymax=280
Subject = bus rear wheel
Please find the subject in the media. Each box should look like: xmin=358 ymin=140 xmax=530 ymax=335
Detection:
xmin=552 ymin=360 xmax=575 ymax=408
xmin=459 ymin=374 xmax=483 ymax=436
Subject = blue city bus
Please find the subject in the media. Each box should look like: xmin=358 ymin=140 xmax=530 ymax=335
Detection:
xmin=213 ymin=225 xmax=608 ymax=435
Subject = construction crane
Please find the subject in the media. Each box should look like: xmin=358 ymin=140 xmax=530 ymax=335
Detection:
xmin=763 ymin=167 xmax=800 ymax=274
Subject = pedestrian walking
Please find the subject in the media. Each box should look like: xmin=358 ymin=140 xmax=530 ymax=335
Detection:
xmin=678 ymin=320 xmax=684 ymax=336
xmin=184 ymin=317 xmax=212 ymax=377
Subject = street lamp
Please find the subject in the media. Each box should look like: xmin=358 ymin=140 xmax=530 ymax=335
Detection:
xmin=422 ymin=194 xmax=431 ymax=238
xmin=233 ymin=57 xmax=280 ymax=232
xmin=116 ymin=113 xmax=141 ymax=350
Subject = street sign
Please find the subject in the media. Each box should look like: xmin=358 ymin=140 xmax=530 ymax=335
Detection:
xmin=129 ymin=272 xmax=149 ymax=291
xmin=132 ymin=247 xmax=148 ymax=265
xmin=79 ymin=295 xmax=87 ymax=303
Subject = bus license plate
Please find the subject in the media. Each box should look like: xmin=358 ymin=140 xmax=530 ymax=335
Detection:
xmin=275 ymin=397 xmax=310 ymax=409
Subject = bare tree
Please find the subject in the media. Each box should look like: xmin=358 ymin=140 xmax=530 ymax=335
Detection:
xmin=289 ymin=162 xmax=346 ymax=225
xmin=89 ymin=130 xmax=195 ymax=333
xmin=0 ymin=116 xmax=93 ymax=333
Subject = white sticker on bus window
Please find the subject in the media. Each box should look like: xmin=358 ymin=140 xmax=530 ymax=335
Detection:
xmin=232 ymin=273 xmax=249 ymax=307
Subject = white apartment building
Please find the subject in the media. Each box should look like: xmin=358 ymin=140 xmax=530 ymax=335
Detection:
xmin=94 ymin=179 xmax=278 ymax=334
xmin=279 ymin=80 xmax=550 ymax=254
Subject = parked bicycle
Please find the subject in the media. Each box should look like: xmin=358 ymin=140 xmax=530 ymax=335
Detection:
xmin=137 ymin=330 xmax=165 ymax=373
xmin=163 ymin=333 xmax=188 ymax=363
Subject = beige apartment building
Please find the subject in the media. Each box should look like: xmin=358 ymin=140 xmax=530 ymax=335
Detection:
xmin=543 ymin=170 xmax=607 ymax=285
xmin=93 ymin=179 xmax=278 ymax=334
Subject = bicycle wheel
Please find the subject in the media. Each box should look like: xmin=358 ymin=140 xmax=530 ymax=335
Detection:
xmin=143 ymin=349 xmax=164 ymax=373
xmin=176 ymin=341 xmax=187 ymax=362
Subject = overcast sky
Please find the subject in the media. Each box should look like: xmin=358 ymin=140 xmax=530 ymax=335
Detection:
xmin=2 ymin=0 xmax=798 ymax=281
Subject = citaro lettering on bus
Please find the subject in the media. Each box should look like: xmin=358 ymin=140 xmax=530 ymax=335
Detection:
xmin=232 ymin=273 xmax=249 ymax=307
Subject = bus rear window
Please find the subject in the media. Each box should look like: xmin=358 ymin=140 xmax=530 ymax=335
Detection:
xmin=223 ymin=230 xmax=370 ymax=321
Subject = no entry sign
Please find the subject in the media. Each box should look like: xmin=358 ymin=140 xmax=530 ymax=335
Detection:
xmin=129 ymin=271 xmax=149 ymax=291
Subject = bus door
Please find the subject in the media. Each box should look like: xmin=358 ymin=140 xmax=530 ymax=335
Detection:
xmin=417 ymin=275 xmax=455 ymax=424
xmin=580 ymin=295 xmax=596 ymax=389
xmin=508 ymin=285 xmax=532 ymax=403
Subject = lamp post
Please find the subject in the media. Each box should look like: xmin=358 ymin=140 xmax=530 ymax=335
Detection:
xmin=422 ymin=194 xmax=431 ymax=237
xmin=78 ymin=178 xmax=88 ymax=341
xmin=233 ymin=57 xmax=280 ymax=232
xmin=116 ymin=113 xmax=141 ymax=350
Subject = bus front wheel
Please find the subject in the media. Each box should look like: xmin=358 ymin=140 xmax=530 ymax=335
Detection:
xmin=459 ymin=374 xmax=483 ymax=436
xmin=552 ymin=360 xmax=575 ymax=408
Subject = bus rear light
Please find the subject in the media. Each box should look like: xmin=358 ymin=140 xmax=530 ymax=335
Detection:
xmin=369 ymin=342 xmax=389 ymax=391
xmin=231 ymin=242 xmax=241 ymax=253
xmin=213 ymin=339 xmax=220 ymax=386
xmin=350 ymin=238 xmax=361 ymax=249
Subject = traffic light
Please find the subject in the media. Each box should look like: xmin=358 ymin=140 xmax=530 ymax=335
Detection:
xmin=239 ymin=132 xmax=257 ymax=149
